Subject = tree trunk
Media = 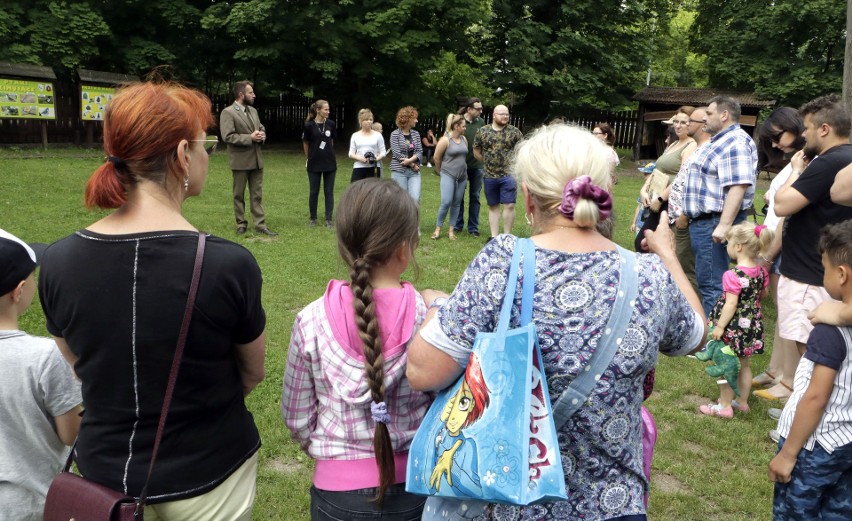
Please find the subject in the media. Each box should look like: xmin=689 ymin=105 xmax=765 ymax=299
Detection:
xmin=845 ymin=0 xmax=852 ymax=113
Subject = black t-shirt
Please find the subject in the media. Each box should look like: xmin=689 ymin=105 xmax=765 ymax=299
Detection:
xmin=781 ymin=144 xmax=852 ymax=286
xmin=39 ymin=231 xmax=265 ymax=502
xmin=302 ymin=119 xmax=337 ymax=172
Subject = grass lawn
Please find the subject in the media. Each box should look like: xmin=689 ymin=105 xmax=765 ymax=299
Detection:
xmin=0 ymin=144 xmax=778 ymax=520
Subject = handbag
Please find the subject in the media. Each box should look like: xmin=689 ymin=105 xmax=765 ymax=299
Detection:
xmin=43 ymin=232 xmax=206 ymax=521
xmin=408 ymin=238 xmax=639 ymax=507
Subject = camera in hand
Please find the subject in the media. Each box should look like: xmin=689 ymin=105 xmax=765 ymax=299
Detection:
xmin=364 ymin=151 xmax=377 ymax=164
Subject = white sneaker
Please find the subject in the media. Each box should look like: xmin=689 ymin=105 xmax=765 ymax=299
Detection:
xmin=768 ymin=408 xmax=782 ymax=421
xmin=769 ymin=429 xmax=780 ymax=443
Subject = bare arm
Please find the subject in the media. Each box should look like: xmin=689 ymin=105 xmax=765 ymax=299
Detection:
xmin=53 ymin=337 xmax=78 ymax=377
xmin=433 ymin=137 xmax=449 ymax=173
xmin=774 ymin=151 xmax=809 ymax=216
xmin=831 ymin=162 xmax=852 ymax=205
xmin=679 ymin=142 xmax=697 ymax=168
xmin=406 ymin=312 xmax=466 ymax=392
xmin=711 ymin=184 xmax=748 ymax=243
xmin=711 ymin=293 xmax=738 ymax=340
xmin=769 ymin=364 xmax=835 ymax=483
xmin=234 ymin=332 xmax=266 ymax=396
xmin=643 ymin=211 xmax=708 ymax=352
xmin=473 ymin=146 xmax=484 ymax=164
xmin=303 ymin=141 xmax=309 ymax=157
xmin=54 ymin=405 xmax=83 ymax=446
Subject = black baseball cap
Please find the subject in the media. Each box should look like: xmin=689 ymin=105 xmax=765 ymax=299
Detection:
xmin=0 ymin=228 xmax=47 ymax=296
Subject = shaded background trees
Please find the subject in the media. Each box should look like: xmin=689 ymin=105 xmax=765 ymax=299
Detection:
xmin=0 ymin=0 xmax=847 ymax=127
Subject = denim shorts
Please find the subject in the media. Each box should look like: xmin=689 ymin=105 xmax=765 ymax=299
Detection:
xmin=483 ymin=176 xmax=517 ymax=206
xmin=310 ymin=484 xmax=425 ymax=521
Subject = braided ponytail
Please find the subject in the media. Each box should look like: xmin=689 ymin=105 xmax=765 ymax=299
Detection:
xmin=335 ymin=179 xmax=420 ymax=505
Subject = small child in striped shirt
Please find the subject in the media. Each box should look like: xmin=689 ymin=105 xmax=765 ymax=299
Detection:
xmin=769 ymin=219 xmax=852 ymax=519
xmin=282 ymin=178 xmax=432 ymax=519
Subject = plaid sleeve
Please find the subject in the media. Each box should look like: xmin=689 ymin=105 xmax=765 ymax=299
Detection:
xmin=718 ymin=135 xmax=757 ymax=188
xmin=281 ymin=312 xmax=317 ymax=452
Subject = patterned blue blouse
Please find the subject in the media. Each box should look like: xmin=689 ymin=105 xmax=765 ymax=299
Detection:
xmin=420 ymin=235 xmax=703 ymax=520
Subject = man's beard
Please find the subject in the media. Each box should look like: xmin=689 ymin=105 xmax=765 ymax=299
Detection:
xmin=803 ymin=141 xmax=820 ymax=159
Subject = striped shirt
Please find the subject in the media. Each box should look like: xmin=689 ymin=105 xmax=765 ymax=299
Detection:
xmin=777 ymin=324 xmax=852 ymax=453
xmin=389 ymin=129 xmax=422 ymax=172
xmin=681 ymin=123 xmax=757 ymax=219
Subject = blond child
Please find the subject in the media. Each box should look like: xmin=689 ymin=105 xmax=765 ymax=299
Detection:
xmin=698 ymin=221 xmax=774 ymax=418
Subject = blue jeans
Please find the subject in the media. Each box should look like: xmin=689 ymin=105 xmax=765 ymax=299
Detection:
xmin=436 ymin=173 xmax=467 ymax=228
xmin=310 ymin=484 xmax=425 ymax=521
xmin=773 ymin=437 xmax=852 ymax=520
xmin=689 ymin=211 xmax=746 ymax=315
xmin=455 ymin=167 xmax=483 ymax=233
xmin=391 ymin=168 xmax=421 ymax=204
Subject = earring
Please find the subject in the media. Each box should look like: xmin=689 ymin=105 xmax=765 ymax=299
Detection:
xmin=183 ymin=174 xmax=189 ymax=191
xmin=525 ymin=213 xmax=534 ymax=227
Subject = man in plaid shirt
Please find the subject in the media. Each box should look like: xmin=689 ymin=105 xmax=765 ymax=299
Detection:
xmin=682 ymin=96 xmax=757 ymax=314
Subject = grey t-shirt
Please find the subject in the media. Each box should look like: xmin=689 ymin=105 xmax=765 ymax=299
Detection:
xmin=0 ymin=330 xmax=81 ymax=521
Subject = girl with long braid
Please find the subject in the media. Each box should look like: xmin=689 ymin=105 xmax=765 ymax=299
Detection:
xmin=283 ymin=178 xmax=432 ymax=520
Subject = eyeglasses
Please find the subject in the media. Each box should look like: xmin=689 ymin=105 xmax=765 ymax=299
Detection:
xmin=190 ymin=138 xmax=218 ymax=155
xmin=673 ymin=120 xmax=690 ymax=126
xmin=770 ymin=130 xmax=785 ymax=145
xmin=472 ymin=106 xmax=483 ymax=111
xmin=592 ymin=131 xmax=604 ymax=135
xmin=689 ymin=119 xmax=705 ymax=124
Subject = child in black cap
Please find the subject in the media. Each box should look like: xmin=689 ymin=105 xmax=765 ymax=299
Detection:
xmin=0 ymin=228 xmax=82 ymax=519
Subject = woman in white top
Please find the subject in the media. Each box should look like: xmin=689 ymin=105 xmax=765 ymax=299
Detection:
xmin=348 ymin=109 xmax=387 ymax=183
xmin=431 ymin=114 xmax=468 ymax=241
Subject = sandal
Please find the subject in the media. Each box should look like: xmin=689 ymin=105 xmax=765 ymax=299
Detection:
xmin=752 ymin=370 xmax=779 ymax=388
xmin=731 ymin=400 xmax=750 ymax=413
xmin=698 ymin=403 xmax=733 ymax=419
xmin=448 ymin=232 xmax=456 ymax=241
xmin=431 ymin=230 xmax=440 ymax=240
xmin=753 ymin=381 xmax=793 ymax=402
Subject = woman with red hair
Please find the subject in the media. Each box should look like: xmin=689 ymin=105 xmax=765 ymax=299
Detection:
xmin=390 ymin=106 xmax=423 ymax=203
xmin=38 ymin=82 xmax=266 ymax=520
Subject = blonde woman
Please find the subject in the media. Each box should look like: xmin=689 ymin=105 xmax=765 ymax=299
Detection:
xmin=431 ymin=114 xmax=468 ymax=241
xmin=407 ymin=124 xmax=705 ymax=521
xmin=348 ymin=108 xmax=387 ymax=184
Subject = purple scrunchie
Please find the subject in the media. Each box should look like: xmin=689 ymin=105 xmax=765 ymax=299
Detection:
xmin=558 ymin=175 xmax=613 ymax=221
xmin=371 ymin=401 xmax=391 ymax=424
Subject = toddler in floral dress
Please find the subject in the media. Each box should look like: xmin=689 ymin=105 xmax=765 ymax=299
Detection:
xmin=699 ymin=221 xmax=775 ymax=419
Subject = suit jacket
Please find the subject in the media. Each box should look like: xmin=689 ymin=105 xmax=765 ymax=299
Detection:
xmin=220 ymin=102 xmax=265 ymax=171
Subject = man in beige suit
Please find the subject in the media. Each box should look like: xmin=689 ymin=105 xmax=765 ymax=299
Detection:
xmin=220 ymin=81 xmax=277 ymax=235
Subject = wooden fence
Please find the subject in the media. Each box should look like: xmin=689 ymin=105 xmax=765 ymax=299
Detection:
xmin=0 ymin=83 xmax=632 ymax=148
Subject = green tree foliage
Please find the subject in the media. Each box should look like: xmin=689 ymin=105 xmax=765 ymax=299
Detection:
xmin=477 ymin=0 xmax=675 ymax=120
xmin=649 ymin=5 xmax=708 ymax=88
xmin=692 ymin=0 xmax=845 ymax=106
xmin=0 ymin=1 xmax=109 ymax=73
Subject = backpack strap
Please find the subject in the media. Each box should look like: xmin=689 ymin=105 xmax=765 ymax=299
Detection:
xmin=552 ymin=246 xmax=639 ymax=429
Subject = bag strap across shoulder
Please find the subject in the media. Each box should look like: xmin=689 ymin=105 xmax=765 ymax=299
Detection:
xmin=552 ymin=246 xmax=639 ymax=429
xmin=496 ymin=237 xmax=536 ymax=337
xmin=63 ymin=232 xmax=206 ymax=515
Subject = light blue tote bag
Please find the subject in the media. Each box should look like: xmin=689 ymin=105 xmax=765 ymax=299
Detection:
xmin=406 ymin=238 xmax=567 ymax=506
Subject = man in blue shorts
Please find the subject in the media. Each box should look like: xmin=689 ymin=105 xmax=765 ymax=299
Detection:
xmin=474 ymin=105 xmax=523 ymax=240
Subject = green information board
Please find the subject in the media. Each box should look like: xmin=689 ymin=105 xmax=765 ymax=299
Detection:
xmin=80 ymin=85 xmax=116 ymax=121
xmin=0 ymin=78 xmax=56 ymax=119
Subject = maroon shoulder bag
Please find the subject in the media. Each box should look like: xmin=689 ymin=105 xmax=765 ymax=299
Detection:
xmin=43 ymin=233 xmax=206 ymax=521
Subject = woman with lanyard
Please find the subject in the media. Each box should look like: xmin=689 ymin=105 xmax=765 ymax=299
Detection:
xmin=303 ymin=99 xmax=337 ymax=228
xmin=390 ymin=106 xmax=423 ymax=203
